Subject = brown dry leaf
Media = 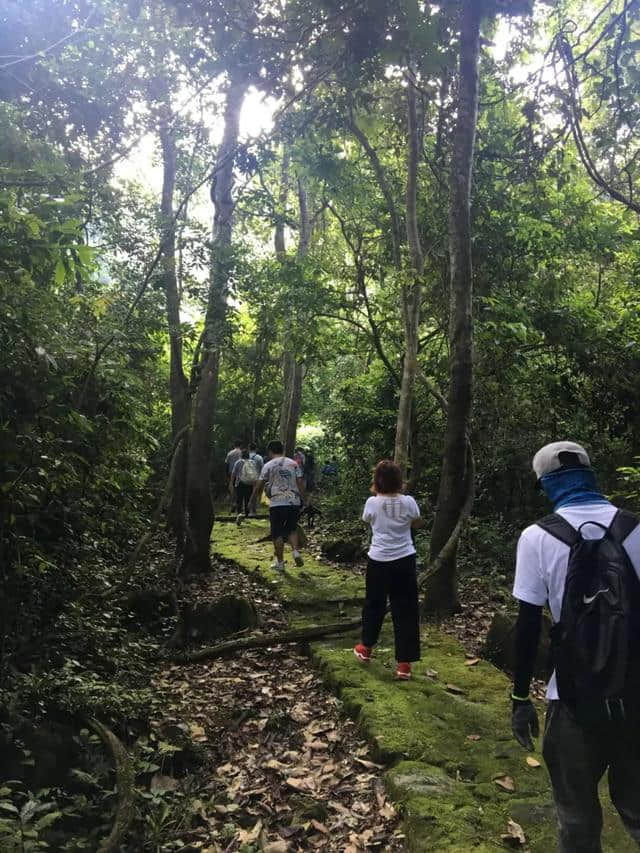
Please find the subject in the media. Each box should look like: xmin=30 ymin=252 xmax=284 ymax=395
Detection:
xmin=285 ymin=776 xmax=313 ymax=793
xmin=290 ymin=703 xmax=311 ymax=723
xmin=494 ymin=775 xmax=515 ymax=792
xmin=464 ymin=657 xmax=481 ymax=667
xmin=380 ymin=803 xmax=396 ymax=820
xmin=310 ymin=819 xmax=329 ymax=834
xmin=354 ymin=757 xmax=384 ymax=771
xmin=501 ymin=818 xmax=526 ymax=846
xmin=264 ymin=759 xmax=288 ymax=772
xmin=189 ymin=722 xmax=207 ymax=741
xmin=466 ymin=734 xmax=481 ymax=741
xmin=237 ymin=818 xmax=262 ymax=844
xmin=445 ymin=683 xmax=466 ymax=695
xmin=526 ymin=756 xmax=542 ymax=768
xmin=263 ymin=842 xmax=289 ymax=853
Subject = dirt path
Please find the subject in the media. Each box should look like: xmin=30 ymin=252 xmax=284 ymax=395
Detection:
xmin=154 ymin=560 xmax=405 ymax=852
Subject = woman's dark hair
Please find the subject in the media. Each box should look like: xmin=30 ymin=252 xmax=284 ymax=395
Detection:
xmin=241 ymin=449 xmax=250 ymax=459
xmin=267 ymin=439 xmax=284 ymax=455
xmin=371 ymin=459 xmax=403 ymax=495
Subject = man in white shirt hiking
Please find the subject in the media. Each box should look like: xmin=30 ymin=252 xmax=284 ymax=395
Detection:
xmin=250 ymin=439 xmax=305 ymax=571
xmin=510 ymin=441 xmax=640 ymax=852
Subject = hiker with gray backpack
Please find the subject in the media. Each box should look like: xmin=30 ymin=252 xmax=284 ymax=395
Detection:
xmin=511 ymin=441 xmax=640 ymax=852
xmin=231 ymin=448 xmax=259 ymax=525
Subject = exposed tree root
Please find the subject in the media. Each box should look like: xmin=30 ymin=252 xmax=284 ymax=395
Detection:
xmin=170 ymin=618 xmax=361 ymax=663
xmin=87 ymin=717 xmax=135 ymax=853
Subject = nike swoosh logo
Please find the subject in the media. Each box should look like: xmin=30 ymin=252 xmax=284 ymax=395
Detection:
xmin=583 ymin=589 xmax=610 ymax=604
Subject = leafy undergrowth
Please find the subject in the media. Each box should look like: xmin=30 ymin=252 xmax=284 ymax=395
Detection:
xmin=213 ymin=515 xmax=638 ymax=853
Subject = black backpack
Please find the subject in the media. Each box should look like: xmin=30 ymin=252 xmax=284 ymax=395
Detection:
xmin=537 ymin=509 xmax=640 ymax=720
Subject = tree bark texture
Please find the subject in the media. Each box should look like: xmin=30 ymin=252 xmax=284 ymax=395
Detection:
xmin=182 ymin=79 xmax=245 ymax=574
xmin=426 ymin=0 xmax=481 ymax=617
xmin=279 ymin=174 xmax=307 ymax=456
xmin=279 ymin=353 xmax=303 ymax=457
xmin=159 ymin=112 xmax=189 ymax=440
xmin=394 ymin=78 xmax=424 ymax=478
xmin=274 ymin=147 xmax=289 ymax=258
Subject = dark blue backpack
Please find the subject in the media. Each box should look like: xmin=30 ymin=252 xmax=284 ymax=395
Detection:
xmin=537 ymin=509 xmax=640 ymax=720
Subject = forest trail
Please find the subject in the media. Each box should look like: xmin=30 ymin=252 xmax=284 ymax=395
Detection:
xmin=156 ymin=555 xmax=405 ymax=851
xmin=210 ymin=517 xmax=637 ymax=853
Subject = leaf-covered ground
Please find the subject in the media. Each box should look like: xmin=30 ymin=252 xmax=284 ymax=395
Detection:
xmin=152 ymin=559 xmax=405 ymax=851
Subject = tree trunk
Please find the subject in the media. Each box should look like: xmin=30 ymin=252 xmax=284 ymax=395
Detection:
xmin=425 ymin=0 xmax=481 ymax=617
xmin=394 ymin=78 xmax=424 ymax=479
xmin=279 ymin=174 xmax=307 ymax=455
xmin=274 ymin=147 xmax=289 ymax=259
xmin=159 ymin=113 xmax=189 ymax=439
xmin=181 ymin=78 xmax=245 ymax=574
xmin=280 ymin=354 xmax=303 ymax=456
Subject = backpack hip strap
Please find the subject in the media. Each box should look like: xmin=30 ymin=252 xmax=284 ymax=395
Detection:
xmin=536 ymin=513 xmax=580 ymax=547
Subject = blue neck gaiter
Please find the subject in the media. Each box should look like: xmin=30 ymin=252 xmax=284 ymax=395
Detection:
xmin=541 ymin=467 xmax=608 ymax=511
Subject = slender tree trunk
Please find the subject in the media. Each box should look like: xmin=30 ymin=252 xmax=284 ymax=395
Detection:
xmin=159 ymin=111 xmax=189 ymax=439
xmin=279 ymin=174 xmax=307 ymax=455
xmin=426 ymin=0 xmax=481 ymax=617
xmin=181 ymin=78 xmax=245 ymax=574
xmin=274 ymin=147 xmax=289 ymax=259
xmin=394 ymin=78 xmax=424 ymax=479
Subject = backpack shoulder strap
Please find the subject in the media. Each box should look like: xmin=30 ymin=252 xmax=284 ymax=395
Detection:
xmin=536 ymin=513 xmax=580 ymax=547
xmin=608 ymin=508 xmax=640 ymax=544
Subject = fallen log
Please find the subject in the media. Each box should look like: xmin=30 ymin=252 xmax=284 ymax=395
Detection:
xmin=170 ymin=618 xmax=361 ymax=663
xmin=87 ymin=718 xmax=135 ymax=853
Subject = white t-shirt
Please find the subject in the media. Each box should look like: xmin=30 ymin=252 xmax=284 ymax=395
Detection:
xmin=362 ymin=494 xmax=420 ymax=562
xmin=260 ymin=456 xmax=303 ymax=507
xmin=513 ymin=502 xmax=640 ymax=700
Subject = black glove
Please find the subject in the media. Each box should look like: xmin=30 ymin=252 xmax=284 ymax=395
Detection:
xmin=512 ymin=699 xmax=539 ymax=750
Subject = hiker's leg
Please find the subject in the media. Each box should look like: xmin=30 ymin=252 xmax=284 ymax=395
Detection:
xmin=273 ymin=537 xmax=284 ymax=561
xmin=361 ymin=558 xmax=388 ymax=649
xmin=608 ymin=715 xmax=640 ymax=843
xmin=241 ymin=484 xmax=251 ymax=516
xmin=542 ymin=701 xmax=607 ymax=853
xmin=388 ymin=554 xmax=420 ymax=662
xmin=285 ymin=507 xmax=301 ymax=551
xmin=235 ymin=485 xmax=243 ymax=514
xmin=269 ymin=508 xmax=286 ymax=564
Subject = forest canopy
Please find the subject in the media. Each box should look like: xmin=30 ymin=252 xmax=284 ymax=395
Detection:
xmin=2 ymin=0 xmax=640 ymax=849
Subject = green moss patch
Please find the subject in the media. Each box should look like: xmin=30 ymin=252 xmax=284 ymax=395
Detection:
xmin=211 ymin=518 xmax=363 ymax=608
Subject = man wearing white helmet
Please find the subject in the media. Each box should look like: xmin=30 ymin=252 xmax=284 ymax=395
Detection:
xmin=511 ymin=441 xmax=640 ymax=852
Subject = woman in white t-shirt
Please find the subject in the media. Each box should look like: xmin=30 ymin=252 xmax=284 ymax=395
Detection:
xmin=354 ymin=459 xmax=422 ymax=680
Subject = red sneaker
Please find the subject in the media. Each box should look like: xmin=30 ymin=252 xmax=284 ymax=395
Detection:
xmin=395 ymin=662 xmax=411 ymax=680
xmin=353 ymin=644 xmax=372 ymax=663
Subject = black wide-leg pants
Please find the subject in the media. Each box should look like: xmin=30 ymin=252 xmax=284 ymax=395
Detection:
xmin=361 ymin=553 xmax=420 ymax=662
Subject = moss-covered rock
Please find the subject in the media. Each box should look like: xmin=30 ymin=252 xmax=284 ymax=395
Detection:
xmin=320 ymin=538 xmax=365 ymax=562
xmin=483 ymin=610 xmax=552 ymax=680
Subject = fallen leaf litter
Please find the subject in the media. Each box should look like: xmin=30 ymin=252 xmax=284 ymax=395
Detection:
xmin=151 ymin=558 xmax=405 ymax=851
